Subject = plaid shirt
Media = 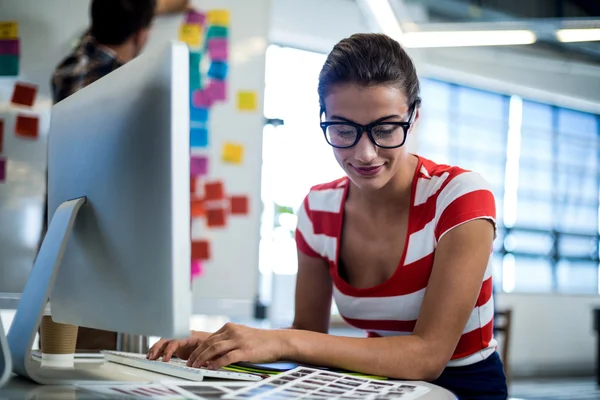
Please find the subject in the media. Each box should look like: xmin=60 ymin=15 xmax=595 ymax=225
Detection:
xmin=51 ymin=33 xmax=123 ymax=104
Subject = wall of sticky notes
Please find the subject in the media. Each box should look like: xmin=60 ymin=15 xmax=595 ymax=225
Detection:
xmin=143 ymin=0 xmax=270 ymax=318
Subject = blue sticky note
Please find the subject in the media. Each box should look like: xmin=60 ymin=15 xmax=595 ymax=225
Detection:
xmin=189 ymin=51 xmax=202 ymax=90
xmin=207 ymin=61 xmax=228 ymax=80
xmin=190 ymin=127 xmax=208 ymax=148
xmin=191 ymin=107 xmax=209 ymax=123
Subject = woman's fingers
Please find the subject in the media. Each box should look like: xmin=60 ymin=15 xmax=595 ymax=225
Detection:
xmin=206 ymin=349 xmax=244 ymax=370
xmin=162 ymin=340 xmax=186 ymax=362
xmin=186 ymin=333 xmax=232 ymax=368
xmin=147 ymin=338 xmax=169 ymax=360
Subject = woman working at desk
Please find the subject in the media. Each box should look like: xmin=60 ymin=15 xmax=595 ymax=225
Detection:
xmin=148 ymin=33 xmax=507 ymax=399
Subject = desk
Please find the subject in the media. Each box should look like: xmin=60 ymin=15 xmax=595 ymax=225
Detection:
xmin=1 ymin=363 xmax=458 ymax=399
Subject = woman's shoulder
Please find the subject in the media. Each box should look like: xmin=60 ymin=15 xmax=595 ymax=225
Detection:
xmin=416 ymin=155 xmax=492 ymax=192
xmin=301 ymin=176 xmax=348 ymax=215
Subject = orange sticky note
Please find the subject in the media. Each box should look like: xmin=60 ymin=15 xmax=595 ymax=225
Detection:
xmin=191 ymin=176 xmax=198 ymax=196
xmin=221 ymin=142 xmax=244 ymax=164
xmin=206 ymin=208 xmax=227 ymax=227
xmin=204 ymin=181 xmax=224 ymax=201
xmin=0 ymin=120 xmax=4 ymax=153
xmin=11 ymin=82 xmax=37 ymax=107
xmin=230 ymin=195 xmax=249 ymax=215
xmin=191 ymin=198 xmax=205 ymax=217
xmin=15 ymin=114 xmax=39 ymax=139
xmin=192 ymin=240 xmax=210 ymax=260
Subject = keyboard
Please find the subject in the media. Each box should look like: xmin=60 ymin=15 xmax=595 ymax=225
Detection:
xmin=102 ymin=351 xmax=263 ymax=382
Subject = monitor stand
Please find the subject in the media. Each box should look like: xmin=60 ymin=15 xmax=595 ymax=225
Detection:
xmin=0 ymin=311 xmax=11 ymax=387
xmin=6 ymin=197 xmax=148 ymax=385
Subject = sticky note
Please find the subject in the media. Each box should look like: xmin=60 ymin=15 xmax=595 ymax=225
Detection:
xmin=191 ymin=155 xmax=208 ymax=176
xmin=192 ymin=89 xmax=213 ymax=108
xmin=230 ymin=196 xmax=249 ymax=215
xmin=237 ymin=91 xmax=258 ymax=111
xmin=179 ymin=24 xmax=202 ymax=47
xmin=192 ymin=240 xmax=210 ymax=260
xmin=191 ymin=176 xmax=198 ymax=195
xmin=206 ymin=208 xmax=227 ymax=228
xmin=191 ymin=198 xmax=205 ymax=217
xmin=0 ymin=22 xmax=18 ymax=39
xmin=190 ymin=128 xmax=208 ymax=148
xmin=11 ymin=82 xmax=37 ymax=107
xmin=0 ymin=39 xmax=19 ymax=55
xmin=204 ymin=181 xmax=225 ymax=201
xmin=0 ymin=55 xmax=18 ymax=76
xmin=206 ymin=26 xmax=228 ymax=40
xmin=190 ymin=107 xmax=209 ymax=122
xmin=191 ymin=260 xmax=204 ymax=280
xmin=0 ymin=157 xmax=5 ymax=182
xmin=221 ymin=142 xmax=244 ymax=164
xmin=207 ymin=38 xmax=228 ymax=61
xmin=207 ymin=80 xmax=226 ymax=101
xmin=0 ymin=120 xmax=4 ymax=154
xmin=207 ymin=61 xmax=228 ymax=80
xmin=207 ymin=9 xmax=230 ymax=26
xmin=189 ymin=52 xmax=202 ymax=89
xmin=15 ymin=114 xmax=39 ymax=139
xmin=186 ymin=10 xmax=206 ymax=25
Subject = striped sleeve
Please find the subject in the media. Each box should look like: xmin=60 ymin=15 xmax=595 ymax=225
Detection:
xmin=295 ymin=196 xmax=322 ymax=258
xmin=434 ymin=171 xmax=497 ymax=242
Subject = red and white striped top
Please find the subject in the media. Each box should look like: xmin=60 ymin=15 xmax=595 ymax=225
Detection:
xmin=295 ymin=155 xmax=497 ymax=367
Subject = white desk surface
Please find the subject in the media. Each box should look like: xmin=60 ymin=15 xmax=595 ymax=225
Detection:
xmin=1 ymin=361 xmax=458 ymax=399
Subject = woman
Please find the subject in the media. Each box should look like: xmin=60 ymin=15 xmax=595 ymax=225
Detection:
xmin=148 ymin=33 xmax=507 ymax=399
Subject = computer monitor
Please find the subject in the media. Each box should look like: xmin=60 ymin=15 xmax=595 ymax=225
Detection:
xmin=6 ymin=40 xmax=192 ymax=384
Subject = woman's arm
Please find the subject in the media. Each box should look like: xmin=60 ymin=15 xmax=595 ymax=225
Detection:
xmin=279 ymin=218 xmax=494 ymax=380
xmin=290 ymin=251 xmax=333 ymax=333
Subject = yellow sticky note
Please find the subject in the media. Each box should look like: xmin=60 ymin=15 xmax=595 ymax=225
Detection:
xmin=207 ymin=10 xmax=230 ymax=26
xmin=0 ymin=21 xmax=18 ymax=39
xmin=179 ymin=24 xmax=202 ymax=47
xmin=237 ymin=91 xmax=258 ymax=112
xmin=222 ymin=142 xmax=244 ymax=164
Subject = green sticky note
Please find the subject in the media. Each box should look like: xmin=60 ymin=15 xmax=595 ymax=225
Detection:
xmin=189 ymin=51 xmax=202 ymax=90
xmin=206 ymin=25 xmax=228 ymax=40
xmin=0 ymin=55 xmax=18 ymax=76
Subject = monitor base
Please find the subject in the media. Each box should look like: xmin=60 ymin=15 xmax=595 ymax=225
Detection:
xmin=0 ymin=311 xmax=11 ymax=387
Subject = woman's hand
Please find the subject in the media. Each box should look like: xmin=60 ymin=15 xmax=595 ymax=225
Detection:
xmin=186 ymin=323 xmax=287 ymax=370
xmin=147 ymin=330 xmax=211 ymax=362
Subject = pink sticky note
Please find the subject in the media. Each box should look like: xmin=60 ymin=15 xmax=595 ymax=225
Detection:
xmin=207 ymin=38 xmax=228 ymax=61
xmin=186 ymin=10 xmax=206 ymax=25
xmin=208 ymin=80 xmax=226 ymax=101
xmin=0 ymin=158 xmax=6 ymax=182
xmin=191 ymin=260 xmax=204 ymax=280
xmin=190 ymin=155 xmax=208 ymax=176
xmin=192 ymin=88 xmax=213 ymax=108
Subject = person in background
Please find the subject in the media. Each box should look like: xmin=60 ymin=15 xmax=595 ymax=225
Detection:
xmin=149 ymin=33 xmax=508 ymax=399
xmin=41 ymin=0 xmax=188 ymax=351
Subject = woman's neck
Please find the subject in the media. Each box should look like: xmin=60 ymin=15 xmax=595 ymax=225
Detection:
xmin=348 ymin=154 xmax=418 ymax=215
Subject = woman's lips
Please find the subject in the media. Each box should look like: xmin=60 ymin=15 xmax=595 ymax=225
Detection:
xmin=350 ymin=164 xmax=383 ymax=177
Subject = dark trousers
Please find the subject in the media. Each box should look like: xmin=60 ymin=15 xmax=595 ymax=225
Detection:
xmin=431 ymin=352 xmax=508 ymax=400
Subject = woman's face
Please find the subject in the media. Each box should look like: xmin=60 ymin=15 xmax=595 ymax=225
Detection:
xmin=323 ymin=83 xmax=417 ymax=192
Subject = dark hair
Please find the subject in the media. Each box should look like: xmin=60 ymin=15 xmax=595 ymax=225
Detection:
xmin=318 ymin=33 xmax=421 ymax=114
xmin=90 ymin=0 xmax=156 ymax=45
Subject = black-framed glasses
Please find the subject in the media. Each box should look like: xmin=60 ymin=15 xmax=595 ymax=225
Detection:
xmin=319 ymin=102 xmax=419 ymax=149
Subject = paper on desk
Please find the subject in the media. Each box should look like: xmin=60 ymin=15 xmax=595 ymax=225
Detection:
xmin=78 ymin=383 xmax=187 ymax=399
xmin=161 ymin=381 xmax=251 ymax=400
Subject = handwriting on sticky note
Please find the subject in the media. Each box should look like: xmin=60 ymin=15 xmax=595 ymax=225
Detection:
xmin=179 ymin=24 xmax=202 ymax=47
xmin=207 ymin=10 xmax=230 ymax=26
xmin=207 ymin=38 xmax=228 ymax=61
xmin=11 ymin=82 xmax=37 ymax=107
xmin=15 ymin=114 xmax=39 ymax=139
xmin=0 ymin=39 xmax=19 ymax=55
xmin=186 ymin=10 xmax=206 ymax=26
xmin=206 ymin=208 xmax=227 ymax=228
xmin=208 ymin=80 xmax=226 ymax=102
xmin=0 ymin=157 xmax=6 ymax=182
xmin=192 ymin=240 xmax=210 ymax=260
xmin=237 ymin=91 xmax=258 ymax=111
xmin=230 ymin=195 xmax=249 ymax=215
xmin=0 ymin=22 xmax=18 ymax=39
xmin=190 ymin=155 xmax=208 ymax=177
xmin=222 ymin=142 xmax=244 ymax=164
xmin=191 ymin=260 xmax=204 ymax=280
